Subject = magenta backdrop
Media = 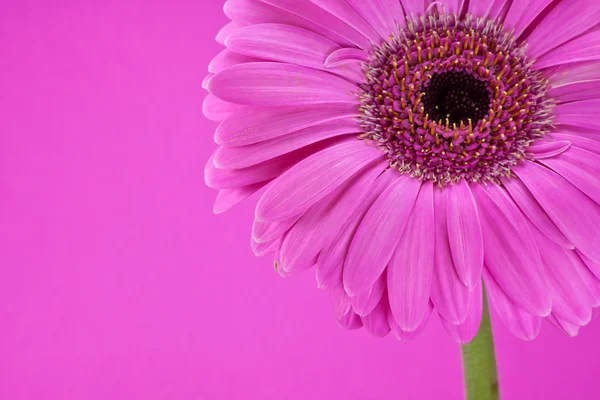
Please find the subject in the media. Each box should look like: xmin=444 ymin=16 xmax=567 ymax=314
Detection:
xmin=1 ymin=1 xmax=599 ymax=399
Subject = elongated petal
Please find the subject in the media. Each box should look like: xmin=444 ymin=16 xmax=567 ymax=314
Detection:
xmin=502 ymin=175 xmax=572 ymax=249
xmin=226 ymin=23 xmax=339 ymax=69
xmin=483 ymin=270 xmax=542 ymax=340
xmin=388 ymin=181 xmax=435 ymax=331
xmin=525 ymin=141 xmax=571 ymax=159
xmin=205 ymin=152 xmax=298 ymax=189
xmin=316 ymin=168 xmax=398 ymax=288
xmin=431 ymin=187 xmax=470 ymax=325
xmin=330 ymin=284 xmax=352 ymax=318
xmin=344 ymin=173 xmax=422 ymax=296
xmin=546 ymin=313 xmax=580 ymax=337
xmin=535 ymin=30 xmax=600 ymax=70
xmin=215 ymin=104 xmax=356 ymax=146
xmin=310 ymin=0 xmax=382 ymax=44
xmin=568 ymin=251 xmax=600 ymax=308
xmin=533 ymin=229 xmax=592 ymax=325
xmin=251 ymin=237 xmax=280 ymax=257
xmin=549 ymin=133 xmax=600 ymax=156
xmin=261 ymin=0 xmax=372 ymax=48
xmin=441 ymin=284 xmax=483 ymax=344
xmin=514 ymin=160 xmax=600 ymax=263
xmin=214 ymin=182 xmax=267 ymax=214
xmin=446 ymin=181 xmax=484 ymax=288
xmin=279 ymin=160 xmax=385 ymax=273
xmin=223 ymin=0 xmax=354 ymax=47
xmin=548 ymin=61 xmax=600 ymax=88
xmin=202 ymin=94 xmax=248 ymax=122
xmin=361 ymin=293 xmax=392 ymax=337
xmin=338 ymin=308 xmax=363 ymax=329
xmin=504 ymin=0 xmax=554 ymax=38
xmin=540 ymin=147 xmax=600 ymax=206
xmin=257 ymin=140 xmax=382 ymax=221
xmin=209 ymin=49 xmax=260 ymax=73
xmin=401 ymin=0 xmax=426 ymax=16
xmin=388 ymin=301 xmax=434 ymax=342
xmin=252 ymin=215 xmax=299 ymax=243
xmin=208 ymin=62 xmax=357 ymax=106
xmin=526 ymin=0 xmax=600 ymax=60
xmin=351 ymin=272 xmax=386 ymax=316
xmin=472 ymin=184 xmax=551 ymax=316
xmin=345 ymin=0 xmax=397 ymax=39
xmin=325 ymin=47 xmax=368 ymax=67
xmin=216 ymin=22 xmax=243 ymax=45
xmin=554 ymin=100 xmax=600 ymax=132
xmin=214 ymin=119 xmax=359 ymax=168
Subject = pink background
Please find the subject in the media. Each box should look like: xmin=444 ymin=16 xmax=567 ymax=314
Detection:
xmin=1 ymin=1 xmax=599 ymax=399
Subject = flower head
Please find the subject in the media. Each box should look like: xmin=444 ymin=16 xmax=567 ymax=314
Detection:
xmin=204 ymin=0 xmax=600 ymax=342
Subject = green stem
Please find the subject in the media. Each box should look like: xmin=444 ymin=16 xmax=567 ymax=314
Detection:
xmin=461 ymin=287 xmax=499 ymax=400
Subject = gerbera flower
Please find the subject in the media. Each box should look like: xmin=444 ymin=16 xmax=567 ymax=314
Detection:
xmin=203 ymin=0 xmax=600 ymax=345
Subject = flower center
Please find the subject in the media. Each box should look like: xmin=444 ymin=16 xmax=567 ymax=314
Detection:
xmin=359 ymin=13 xmax=553 ymax=185
xmin=423 ymin=71 xmax=491 ymax=125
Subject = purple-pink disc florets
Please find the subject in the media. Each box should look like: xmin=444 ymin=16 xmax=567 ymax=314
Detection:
xmin=359 ymin=13 xmax=554 ymax=185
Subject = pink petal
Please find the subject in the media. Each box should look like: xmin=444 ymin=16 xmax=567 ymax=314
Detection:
xmin=533 ymin=229 xmax=592 ymax=325
xmin=514 ymin=160 xmax=600 ymax=263
xmin=208 ymin=62 xmax=358 ymax=106
xmin=252 ymin=215 xmax=299 ymax=243
xmin=343 ymin=173 xmax=422 ymax=296
xmin=548 ymin=132 xmax=600 ymax=156
xmin=548 ymin=61 xmax=600 ymax=87
xmin=388 ymin=181 xmax=435 ymax=331
xmin=316 ymin=168 xmax=398 ymax=289
xmin=504 ymin=0 xmax=554 ymax=38
xmin=205 ymin=152 xmax=290 ymax=189
xmin=251 ymin=237 xmax=280 ymax=257
xmin=309 ymin=0 xmax=382 ymax=44
xmin=256 ymin=139 xmax=382 ymax=221
xmin=466 ymin=0 xmax=495 ymax=19
xmin=579 ymin=251 xmax=600 ymax=282
xmin=471 ymin=184 xmax=551 ymax=316
xmin=261 ymin=0 xmax=373 ymax=48
xmin=361 ymin=293 xmax=392 ymax=337
xmin=325 ymin=47 xmax=368 ymax=67
xmin=213 ymin=182 xmax=267 ymax=214
xmin=446 ymin=181 xmax=484 ymax=288
xmin=225 ymin=23 xmax=339 ymax=70
xmin=554 ymin=99 xmax=600 ymax=132
xmin=388 ymin=301 xmax=434 ymax=342
xmin=202 ymin=94 xmax=248 ymax=122
xmin=431 ymin=187 xmax=470 ymax=325
xmin=400 ymin=0 xmax=426 ymax=16
xmin=208 ymin=49 xmax=261 ymax=73
xmin=568 ymin=251 xmax=600 ymax=308
xmin=549 ymin=81 xmax=600 ymax=103
xmin=438 ymin=0 xmax=465 ymax=14
xmin=345 ymin=0 xmax=397 ymax=39
xmin=441 ymin=283 xmax=483 ymax=344
xmin=279 ymin=160 xmax=385 ymax=273
xmin=483 ymin=270 xmax=542 ymax=340
xmin=540 ymin=147 xmax=600 ymax=206
xmin=214 ymin=119 xmax=359 ymax=168
xmin=535 ymin=29 xmax=600 ymax=70
xmin=351 ymin=271 xmax=386 ymax=316
xmin=502 ymin=175 xmax=572 ymax=249
xmin=215 ymin=104 xmax=357 ymax=146
xmin=526 ymin=0 xmax=600 ymax=61
xmin=525 ymin=140 xmax=571 ymax=159
xmin=546 ymin=313 xmax=580 ymax=337
xmin=338 ymin=307 xmax=364 ymax=330
xmin=223 ymin=0 xmax=353 ymax=47
xmin=216 ymin=21 xmax=244 ymax=45
xmin=330 ymin=284 xmax=352 ymax=318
